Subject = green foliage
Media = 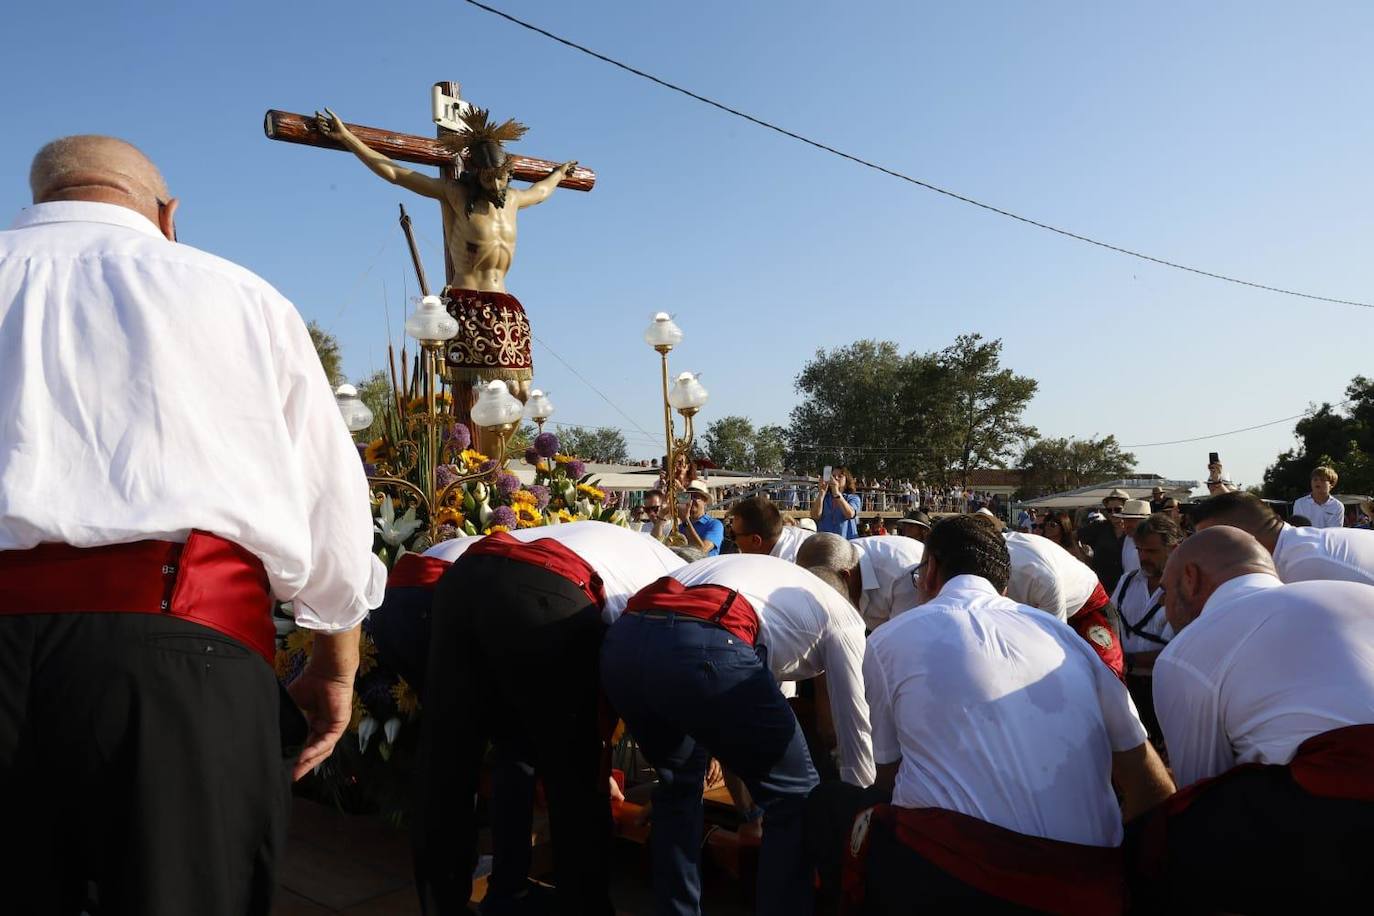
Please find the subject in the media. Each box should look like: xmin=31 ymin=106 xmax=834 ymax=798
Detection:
xmin=353 ymin=369 xmax=393 ymax=441
xmin=552 ymin=425 xmax=630 ymax=464
xmin=308 ymin=321 xmax=344 ymax=387
xmin=1263 ymin=376 xmax=1374 ymax=499
xmin=702 ymin=415 xmax=756 ymax=470
xmin=785 ymin=334 xmax=1038 ymax=482
xmin=1017 ymin=436 xmax=1137 ymax=499
xmin=753 ymin=424 xmax=789 ymax=475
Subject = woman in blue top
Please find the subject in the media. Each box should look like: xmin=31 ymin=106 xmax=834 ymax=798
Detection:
xmin=810 ymin=466 xmax=862 ymax=539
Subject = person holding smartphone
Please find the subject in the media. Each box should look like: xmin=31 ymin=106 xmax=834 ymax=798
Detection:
xmin=811 ymin=466 xmax=863 ymax=539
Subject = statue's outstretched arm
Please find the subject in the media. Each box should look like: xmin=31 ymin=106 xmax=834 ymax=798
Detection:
xmin=514 ymin=160 xmax=578 ymax=210
xmin=316 ymin=108 xmax=446 ymax=201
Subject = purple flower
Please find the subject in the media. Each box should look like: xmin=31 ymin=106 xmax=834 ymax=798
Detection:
xmin=435 ymin=464 xmax=461 ymax=491
xmin=282 ymin=650 xmax=306 ymax=686
xmin=490 ymin=506 xmax=518 ymax=530
xmin=524 ymin=446 xmax=540 ymax=466
xmin=567 ymin=460 xmax=587 ymax=480
xmin=446 ymin=423 xmax=472 ymax=450
xmin=434 ymin=524 xmax=460 ymax=542
xmin=527 ymin=485 xmax=550 ymax=510
xmin=495 ymin=472 xmax=522 ymax=497
xmin=533 ymin=432 xmax=559 ymax=458
xmin=478 ymin=459 xmax=498 ymax=475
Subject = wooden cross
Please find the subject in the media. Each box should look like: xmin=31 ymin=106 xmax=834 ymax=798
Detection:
xmin=264 ymin=80 xmax=596 ymax=285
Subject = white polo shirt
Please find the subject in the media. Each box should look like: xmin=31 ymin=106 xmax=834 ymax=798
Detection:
xmin=1272 ymin=524 xmax=1374 ymax=586
xmin=1153 ymin=574 xmax=1374 ymax=788
xmin=1003 ymin=532 xmax=1101 ymax=622
xmin=669 ymin=554 xmax=874 ymax=787
xmin=424 ymin=521 xmax=683 ymax=624
xmin=1111 ymin=569 xmax=1173 ymax=656
xmin=865 ymin=575 xmax=1147 ymax=846
xmin=768 ymin=523 xmax=813 ymax=563
xmin=851 ymin=536 xmax=925 ymax=630
xmin=1292 ymin=494 xmax=1345 ymax=529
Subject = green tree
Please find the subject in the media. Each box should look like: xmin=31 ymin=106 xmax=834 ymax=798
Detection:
xmin=1016 ymin=435 xmax=1136 ymax=498
xmin=553 ymin=425 xmax=630 ymax=464
xmin=753 ymin=424 xmax=789 ymax=475
xmin=353 ymin=369 xmax=393 ymax=440
xmin=1263 ymin=376 xmax=1374 ymax=499
xmin=938 ymin=334 xmax=1039 ymax=484
xmin=308 ymin=321 xmax=344 ymax=387
xmin=702 ymin=415 xmax=757 ymax=470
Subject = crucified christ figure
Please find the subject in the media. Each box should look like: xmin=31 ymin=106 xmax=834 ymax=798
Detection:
xmin=317 ymin=106 xmax=577 ymax=397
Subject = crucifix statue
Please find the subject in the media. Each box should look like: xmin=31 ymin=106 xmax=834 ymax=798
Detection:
xmin=264 ymin=81 xmax=594 ymax=433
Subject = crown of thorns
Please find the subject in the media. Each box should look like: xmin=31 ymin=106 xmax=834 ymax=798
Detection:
xmin=437 ymin=108 xmax=528 ymax=175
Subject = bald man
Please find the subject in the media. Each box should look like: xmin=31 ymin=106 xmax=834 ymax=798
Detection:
xmin=1191 ymin=490 xmax=1374 ymax=585
xmin=1128 ymin=527 xmax=1374 ymax=914
xmin=0 ymin=136 xmax=383 ymax=914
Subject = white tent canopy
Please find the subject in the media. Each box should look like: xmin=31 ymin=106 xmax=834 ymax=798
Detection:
xmin=1022 ymin=478 xmax=1198 ymax=510
xmin=507 ymin=463 xmax=780 ymax=493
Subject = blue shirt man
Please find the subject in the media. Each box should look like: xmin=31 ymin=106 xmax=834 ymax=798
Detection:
xmin=678 ymin=480 xmax=724 ymax=555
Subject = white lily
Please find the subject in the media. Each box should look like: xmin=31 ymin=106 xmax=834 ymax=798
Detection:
xmin=384 ymin=716 xmax=402 ymax=745
xmin=576 ymin=498 xmax=594 ymax=518
xmin=358 ymin=715 xmax=379 ymax=754
xmin=375 ymin=495 xmax=422 ymax=547
xmin=609 ymin=509 xmax=630 ymax=527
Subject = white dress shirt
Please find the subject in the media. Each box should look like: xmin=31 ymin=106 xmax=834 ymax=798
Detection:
xmin=1272 ymin=524 xmax=1374 ymax=586
xmin=425 ymin=521 xmax=683 ymax=624
xmin=864 ymin=575 xmax=1146 ymax=846
xmin=1292 ymin=494 xmax=1345 ymax=529
xmin=768 ymin=523 xmax=813 ymax=563
xmin=669 ymin=554 xmax=874 ymax=786
xmin=1111 ymin=569 xmax=1173 ymax=656
xmin=0 ymin=202 xmax=384 ymax=630
xmin=1003 ymin=532 xmax=1101 ymax=622
xmin=1154 ymin=574 xmax=1374 ymax=788
xmin=851 ymin=535 xmax=925 ymax=630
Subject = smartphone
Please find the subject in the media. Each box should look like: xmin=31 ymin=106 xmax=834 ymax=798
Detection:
xmin=1208 ymin=452 xmax=1220 ymax=466
xmin=822 ymin=465 xmax=833 ymax=483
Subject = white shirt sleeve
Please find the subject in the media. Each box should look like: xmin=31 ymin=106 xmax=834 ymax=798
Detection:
xmin=1089 ymin=640 xmax=1149 ymax=752
xmin=272 ymin=306 xmax=386 ymax=630
xmin=863 ymin=640 xmax=901 ymax=765
xmin=1153 ymin=656 xmax=1232 ymax=787
xmin=822 ymin=621 xmax=876 ymax=787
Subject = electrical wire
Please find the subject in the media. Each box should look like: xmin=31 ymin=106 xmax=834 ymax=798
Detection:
xmin=461 ymin=0 xmax=1374 ymax=310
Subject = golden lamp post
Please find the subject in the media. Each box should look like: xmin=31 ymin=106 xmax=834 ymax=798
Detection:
xmin=643 ymin=312 xmax=710 ymax=545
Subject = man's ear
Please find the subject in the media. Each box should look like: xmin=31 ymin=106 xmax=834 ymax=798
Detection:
xmin=159 ymin=197 xmax=179 ymax=242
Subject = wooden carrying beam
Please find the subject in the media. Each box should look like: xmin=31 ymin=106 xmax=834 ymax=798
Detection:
xmin=263 ymin=109 xmax=596 ymax=192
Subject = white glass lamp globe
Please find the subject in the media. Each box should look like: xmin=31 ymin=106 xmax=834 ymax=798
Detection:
xmin=404 ymin=295 xmax=459 ymax=345
xmin=524 ymin=389 xmax=555 ymax=422
xmin=667 ymin=372 xmax=709 ymax=412
xmin=470 ymin=380 xmax=525 ymax=429
xmin=334 ymin=384 xmax=374 ymax=432
xmin=643 ymin=312 xmax=683 ymax=350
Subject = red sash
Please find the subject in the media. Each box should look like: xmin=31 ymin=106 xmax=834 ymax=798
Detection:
xmin=387 ymin=552 xmax=452 ymax=590
xmin=844 ymin=804 xmax=1124 ymax=916
xmin=464 ymin=532 xmax=605 ymax=608
xmin=1132 ymin=723 xmax=1374 ymax=884
xmin=1069 ymin=582 xmax=1125 ymax=680
xmin=623 ymin=577 xmax=760 ymax=647
xmin=0 ymin=531 xmax=275 ymax=664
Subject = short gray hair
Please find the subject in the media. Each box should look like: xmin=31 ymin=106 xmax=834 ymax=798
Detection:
xmin=795 ymin=532 xmax=859 ymax=572
xmin=669 ymin=545 xmax=707 ymax=563
xmin=806 ymin=566 xmax=852 ymax=605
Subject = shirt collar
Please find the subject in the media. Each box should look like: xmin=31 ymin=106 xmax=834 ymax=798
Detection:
xmin=1201 ymin=572 xmax=1282 ymax=615
xmin=11 ymin=200 xmax=164 ymax=239
xmin=937 ymin=574 xmax=1001 ymax=599
xmin=1272 ymin=524 xmax=1297 ymax=565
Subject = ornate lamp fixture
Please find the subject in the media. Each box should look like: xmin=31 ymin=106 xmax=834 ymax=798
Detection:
xmin=643 ymin=313 xmax=709 ymax=545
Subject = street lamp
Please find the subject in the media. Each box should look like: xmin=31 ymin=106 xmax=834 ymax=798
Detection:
xmin=524 ymin=389 xmax=556 ymax=432
xmin=643 ymin=313 xmax=709 ymax=545
xmin=334 ymin=383 xmax=374 ymax=433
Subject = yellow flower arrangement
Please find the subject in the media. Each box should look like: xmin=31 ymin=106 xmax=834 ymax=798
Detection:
xmin=392 ymin=679 xmax=421 ymax=719
xmin=576 ymin=483 xmax=607 ymax=501
xmin=487 ymin=524 xmax=511 ymax=534
xmin=433 ymin=506 xmax=465 ymax=528
xmin=514 ymin=504 xmax=542 ymax=528
xmin=554 ymin=454 xmax=573 ymax=464
xmin=363 ymin=437 xmax=393 ymax=466
xmin=459 ymin=448 xmax=491 ymax=471
xmin=509 ymin=489 xmax=538 ymax=508
xmin=554 ymin=509 xmax=576 ymax=524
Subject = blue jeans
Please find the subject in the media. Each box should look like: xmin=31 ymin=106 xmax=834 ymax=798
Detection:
xmin=601 ymin=612 xmax=819 ymax=916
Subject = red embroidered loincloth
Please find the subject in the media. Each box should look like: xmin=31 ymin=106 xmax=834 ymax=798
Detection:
xmin=440 ymin=286 xmax=533 ymax=383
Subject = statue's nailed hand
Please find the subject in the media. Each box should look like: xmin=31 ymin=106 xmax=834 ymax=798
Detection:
xmin=315 ymin=108 xmax=347 ymax=138
xmin=558 ymin=160 xmax=579 ymax=174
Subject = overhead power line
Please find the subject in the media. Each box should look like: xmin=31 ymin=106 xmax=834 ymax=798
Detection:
xmin=462 ymin=0 xmax=1374 ymax=310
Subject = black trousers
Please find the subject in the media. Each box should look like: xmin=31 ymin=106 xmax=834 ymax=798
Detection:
xmin=0 ymin=612 xmax=295 ymax=916
xmin=413 ymin=553 xmax=612 ymax=916
xmin=807 ymin=783 xmax=1044 ymax=915
xmin=1127 ymin=765 xmax=1374 ymax=915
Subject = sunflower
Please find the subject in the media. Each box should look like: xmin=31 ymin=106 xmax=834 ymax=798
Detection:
xmin=554 ymin=453 xmax=574 ymax=464
xmin=510 ymin=489 xmax=538 ymax=508
xmin=433 ymin=506 xmax=465 ymax=529
xmin=486 ymin=524 xmax=511 ymax=534
xmin=576 ymin=483 xmax=606 ymax=501
xmin=363 ymin=437 xmax=393 ymax=466
xmin=554 ymin=508 xmax=576 ymax=524
xmin=459 ymin=448 xmax=491 ymax=472
xmin=514 ymin=504 xmax=542 ymax=528
xmin=392 ymin=679 xmax=421 ymax=719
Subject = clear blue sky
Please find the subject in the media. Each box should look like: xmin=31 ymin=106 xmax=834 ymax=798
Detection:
xmin=4 ymin=1 xmax=1371 ymax=493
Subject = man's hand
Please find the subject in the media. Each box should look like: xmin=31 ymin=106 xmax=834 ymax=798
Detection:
xmin=315 ymin=107 xmax=348 ymax=139
xmin=288 ymin=626 xmax=361 ymax=781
